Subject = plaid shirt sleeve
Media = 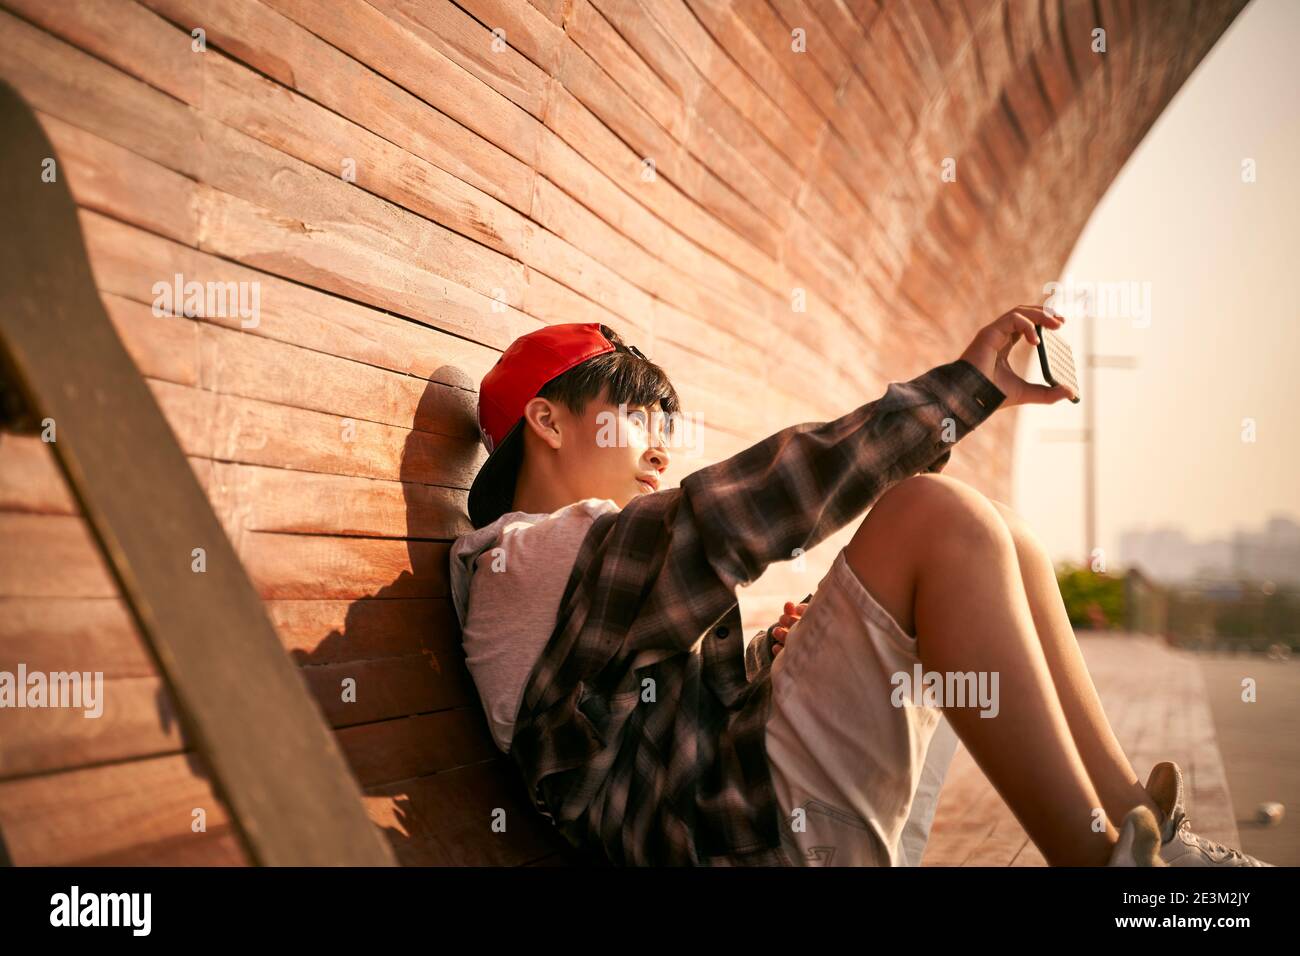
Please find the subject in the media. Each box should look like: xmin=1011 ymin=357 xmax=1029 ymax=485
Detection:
xmin=737 ymin=358 xmax=1003 ymax=678
xmin=744 ymin=625 xmax=779 ymax=680
xmin=677 ymin=357 xmax=1005 ymax=601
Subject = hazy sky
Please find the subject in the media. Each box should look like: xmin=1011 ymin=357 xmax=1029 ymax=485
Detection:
xmin=1011 ymin=0 xmax=1300 ymax=567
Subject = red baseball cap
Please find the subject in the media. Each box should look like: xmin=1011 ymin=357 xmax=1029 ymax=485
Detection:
xmin=468 ymin=322 xmax=645 ymax=529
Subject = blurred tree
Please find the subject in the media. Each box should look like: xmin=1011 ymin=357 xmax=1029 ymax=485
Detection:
xmin=1055 ymin=563 xmax=1126 ymax=629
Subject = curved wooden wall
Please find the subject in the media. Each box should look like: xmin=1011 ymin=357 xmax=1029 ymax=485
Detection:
xmin=0 ymin=0 xmax=1248 ymax=865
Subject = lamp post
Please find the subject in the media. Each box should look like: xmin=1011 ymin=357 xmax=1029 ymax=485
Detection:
xmin=1037 ymin=309 xmax=1138 ymax=569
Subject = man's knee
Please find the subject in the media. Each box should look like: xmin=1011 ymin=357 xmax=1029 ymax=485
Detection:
xmin=864 ymin=473 xmax=1013 ymax=558
xmin=839 ymin=474 xmax=1014 ymax=637
xmin=988 ymin=498 xmax=1052 ymax=566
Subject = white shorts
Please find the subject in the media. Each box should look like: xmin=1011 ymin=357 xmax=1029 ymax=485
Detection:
xmin=764 ymin=547 xmax=960 ymax=866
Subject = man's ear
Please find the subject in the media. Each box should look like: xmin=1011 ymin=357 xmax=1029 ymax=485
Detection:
xmin=521 ymin=396 xmax=563 ymax=450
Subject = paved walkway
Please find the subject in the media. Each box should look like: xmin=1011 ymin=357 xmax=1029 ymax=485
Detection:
xmin=921 ymin=634 xmax=1241 ymax=866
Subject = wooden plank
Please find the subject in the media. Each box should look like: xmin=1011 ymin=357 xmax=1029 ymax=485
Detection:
xmin=0 ymin=595 xmax=481 ymax=777
xmin=0 ymin=747 xmax=568 ymax=866
xmin=0 ymin=676 xmax=186 ymax=778
xmin=756 ymin=0 xmax=866 ymax=140
xmin=0 ymin=79 xmax=395 ymax=866
xmin=227 ymin=0 xmax=800 ymax=332
xmin=149 ymin=380 xmax=482 ymax=486
xmin=266 ymin=599 xmax=458 ymax=664
xmin=51 ymin=92 xmax=845 ymax=416
xmin=0 ymin=0 xmax=201 ymax=102
xmin=850 ymin=4 xmax=926 ymax=140
xmin=82 ymin=212 xmax=500 ymax=387
xmin=0 ymin=514 xmax=118 ymax=598
xmin=0 ymin=432 xmax=76 ymax=514
xmin=254 ymin=0 xmax=792 ymax=298
xmin=265 ymin=0 xmax=780 ymax=264
xmin=369 ymin=758 xmax=565 ymax=865
xmin=0 ymin=433 xmax=473 ymax=540
xmin=0 ymin=752 xmax=251 ymax=866
xmin=104 ymin=294 xmax=480 ymax=441
xmin=300 ymin=656 xmax=476 ymax=728
xmin=0 ymin=377 xmax=774 ymax=541
xmin=204 ymin=463 xmax=471 ymax=540
xmin=565 ymin=0 xmax=807 ymax=222
xmin=39 ymin=110 xmax=198 ymax=246
xmin=0 ymin=9 xmax=567 ymax=349
xmin=0 ymin=6 xmax=202 ymax=177
xmin=6 ymin=0 xmax=535 ymax=214
xmin=7 ymin=0 xmax=883 ymax=408
xmin=0 ymin=598 xmax=151 ymax=675
xmin=337 ymin=709 xmax=498 ymax=787
xmin=239 ymin=532 xmax=449 ymax=601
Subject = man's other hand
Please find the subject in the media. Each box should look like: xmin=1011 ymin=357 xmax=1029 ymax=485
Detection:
xmin=771 ymin=599 xmax=809 ymax=657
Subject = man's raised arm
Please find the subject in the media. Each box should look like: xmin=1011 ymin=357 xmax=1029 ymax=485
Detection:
xmin=676 ymin=306 xmax=1074 ymax=594
xmin=677 ymin=359 xmax=1001 ymax=592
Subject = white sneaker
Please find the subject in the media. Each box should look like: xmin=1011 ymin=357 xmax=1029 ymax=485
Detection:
xmin=1108 ymin=805 xmax=1167 ymax=866
xmin=1144 ymin=761 xmax=1274 ymax=867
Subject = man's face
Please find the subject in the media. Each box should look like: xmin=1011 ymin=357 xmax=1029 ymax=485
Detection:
xmin=525 ymin=386 xmax=672 ymax=508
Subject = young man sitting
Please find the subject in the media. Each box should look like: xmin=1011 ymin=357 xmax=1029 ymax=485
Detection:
xmin=449 ymin=314 xmax=1270 ymax=867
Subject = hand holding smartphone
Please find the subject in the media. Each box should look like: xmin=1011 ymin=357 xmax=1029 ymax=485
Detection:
xmin=959 ymin=306 xmax=1075 ymax=407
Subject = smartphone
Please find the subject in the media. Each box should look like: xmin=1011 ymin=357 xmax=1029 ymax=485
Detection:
xmin=1036 ymin=324 xmax=1081 ymax=403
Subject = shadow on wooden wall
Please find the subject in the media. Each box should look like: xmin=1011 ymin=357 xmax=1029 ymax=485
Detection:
xmin=287 ymin=376 xmax=600 ymax=865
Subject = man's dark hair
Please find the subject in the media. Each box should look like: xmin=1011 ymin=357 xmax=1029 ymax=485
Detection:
xmin=535 ymin=324 xmax=681 ymax=436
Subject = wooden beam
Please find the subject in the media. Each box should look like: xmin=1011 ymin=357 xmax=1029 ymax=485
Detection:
xmin=0 ymin=78 xmax=396 ymax=866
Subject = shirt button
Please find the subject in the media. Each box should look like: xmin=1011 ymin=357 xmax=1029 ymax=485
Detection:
xmin=715 ymin=626 xmax=729 ymax=639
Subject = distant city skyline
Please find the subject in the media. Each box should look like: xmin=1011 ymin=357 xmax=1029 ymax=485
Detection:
xmin=1012 ymin=0 xmax=1300 ymax=569
xmin=1118 ymin=512 xmax=1300 ymax=585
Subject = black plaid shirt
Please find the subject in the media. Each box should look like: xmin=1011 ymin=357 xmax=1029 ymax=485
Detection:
xmin=506 ymin=359 xmax=1006 ymax=864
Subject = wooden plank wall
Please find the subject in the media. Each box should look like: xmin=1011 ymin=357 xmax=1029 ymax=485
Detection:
xmin=0 ymin=0 xmax=1248 ymax=865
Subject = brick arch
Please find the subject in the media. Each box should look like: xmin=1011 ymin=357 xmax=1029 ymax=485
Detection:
xmin=777 ymin=0 xmax=1245 ymax=503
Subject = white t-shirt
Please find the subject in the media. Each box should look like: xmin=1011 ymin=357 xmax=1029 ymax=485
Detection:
xmin=448 ymin=498 xmax=622 ymax=753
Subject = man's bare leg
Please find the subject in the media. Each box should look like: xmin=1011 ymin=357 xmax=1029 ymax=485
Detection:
xmin=843 ymin=473 xmax=1116 ymax=866
xmin=987 ymin=499 xmax=1161 ymax=828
